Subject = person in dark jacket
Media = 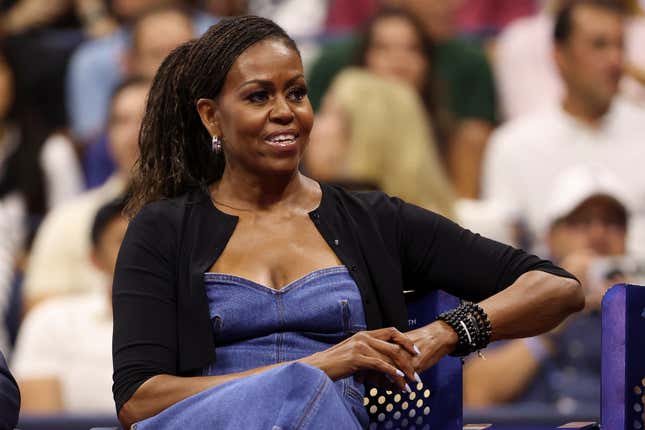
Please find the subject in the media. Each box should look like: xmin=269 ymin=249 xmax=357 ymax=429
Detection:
xmin=0 ymin=351 xmax=20 ymax=430
xmin=113 ymin=15 xmax=585 ymax=429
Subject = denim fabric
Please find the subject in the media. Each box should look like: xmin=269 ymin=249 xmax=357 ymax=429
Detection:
xmin=134 ymin=266 xmax=369 ymax=429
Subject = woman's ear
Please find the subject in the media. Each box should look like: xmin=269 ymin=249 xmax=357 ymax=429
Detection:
xmin=196 ymin=98 xmax=220 ymax=137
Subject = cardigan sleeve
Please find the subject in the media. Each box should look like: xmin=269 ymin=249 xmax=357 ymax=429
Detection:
xmin=394 ymin=198 xmax=576 ymax=302
xmin=112 ymin=202 xmax=179 ymax=413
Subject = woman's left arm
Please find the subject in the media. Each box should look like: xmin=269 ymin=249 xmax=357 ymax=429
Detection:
xmin=406 ymin=271 xmax=583 ymax=372
xmin=393 ymin=200 xmax=584 ymax=371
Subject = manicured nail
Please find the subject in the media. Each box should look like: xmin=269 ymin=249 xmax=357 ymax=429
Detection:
xmin=405 ymin=383 xmax=412 ymax=393
xmin=395 ymin=369 xmax=405 ymax=378
xmin=413 ymin=344 xmax=421 ymax=356
xmin=414 ymin=372 xmax=422 ymax=384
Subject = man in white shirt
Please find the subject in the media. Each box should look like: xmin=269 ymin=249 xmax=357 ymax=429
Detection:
xmin=22 ymin=77 xmax=149 ymax=311
xmin=493 ymin=0 xmax=645 ymax=120
xmin=482 ymin=0 xmax=645 ymax=255
xmin=12 ymin=197 xmax=128 ymax=413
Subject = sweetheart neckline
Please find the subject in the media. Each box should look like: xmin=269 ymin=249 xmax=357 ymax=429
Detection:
xmin=203 ymin=266 xmax=350 ymax=293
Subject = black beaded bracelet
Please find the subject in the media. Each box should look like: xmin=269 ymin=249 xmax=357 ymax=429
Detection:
xmin=436 ymin=301 xmax=492 ymax=357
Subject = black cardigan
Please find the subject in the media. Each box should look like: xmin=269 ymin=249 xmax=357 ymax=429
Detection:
xmin=0 ymin=351 xmax=20 ymax=430
xmin=112 ymin=183 xmax=574 ymax=412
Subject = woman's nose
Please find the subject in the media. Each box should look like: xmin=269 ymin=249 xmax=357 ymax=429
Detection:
xmin=269 ymin=96 xmax=295 ymax=124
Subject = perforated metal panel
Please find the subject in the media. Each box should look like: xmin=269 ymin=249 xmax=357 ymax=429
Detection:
xmin=364 ymin=382 xmax=433 ymax=429
xmin=363 ymin=290 xmax=462 ymax=429
xmin=632 ymin=378 xmax=645 ymax=429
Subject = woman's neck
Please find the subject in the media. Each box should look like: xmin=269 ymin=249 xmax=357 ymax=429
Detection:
xmin=212 ymin=166 xmax=311 ymax=212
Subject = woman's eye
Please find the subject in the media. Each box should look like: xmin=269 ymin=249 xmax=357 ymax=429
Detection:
xmin=288 ymin=86 xmax=308 ymax=101
xmin=247 ymin=91 xmax=269 ymax=103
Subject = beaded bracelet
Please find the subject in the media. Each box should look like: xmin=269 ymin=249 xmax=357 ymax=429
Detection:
xmin=436 ymin=301 xmax=492 ymax=357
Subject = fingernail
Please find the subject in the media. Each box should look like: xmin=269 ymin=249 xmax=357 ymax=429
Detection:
xmin=413 ymin=344 xmax=421 ymax=356
xmin=395 ymin=368 xmax=405 ymax=378
xmin=405 ymin=383 xmax=412 ymax=393
xmin=414 ymin=372 xmax=422 ymax=384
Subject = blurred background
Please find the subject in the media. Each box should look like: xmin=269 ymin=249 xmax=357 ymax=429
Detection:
xmin=0 ymin=0 xmax=644 ymax=426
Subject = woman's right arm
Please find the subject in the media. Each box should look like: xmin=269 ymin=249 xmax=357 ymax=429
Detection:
xmin=112 ymin=204 xmax=185 ymax=427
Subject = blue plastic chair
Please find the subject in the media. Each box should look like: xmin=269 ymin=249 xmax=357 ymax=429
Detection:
xmin=364 ymin=290 xmax=462 ymax=430
xmin=601 ymin=283 xmax=645 ymax=430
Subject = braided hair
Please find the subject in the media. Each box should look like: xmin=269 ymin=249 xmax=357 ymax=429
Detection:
xmin=126 ymin=16 xmax=299 ymax=215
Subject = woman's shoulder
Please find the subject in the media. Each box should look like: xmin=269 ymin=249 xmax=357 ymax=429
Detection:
xmin=129 ymin=189 xmax=207 ymax=233
xmin=321 ymin=183 xmax=446 ymax=234
xmin=134 ymin=195 xmax=187 ymax=222
xmin=321 ymin=183 xmax=407 ymax=218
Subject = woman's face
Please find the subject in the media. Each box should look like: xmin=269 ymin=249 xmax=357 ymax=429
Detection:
xmin=108 ymin=83 xmax=148 ymax=178
xmin=203 ymin=38 xmax=314 ymax=177
xmin=364 ymin=16 xmax=429 ymax=92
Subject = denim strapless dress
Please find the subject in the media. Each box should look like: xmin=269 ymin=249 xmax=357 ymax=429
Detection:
xmin=133 ymin=266 xmax=369 ymax=430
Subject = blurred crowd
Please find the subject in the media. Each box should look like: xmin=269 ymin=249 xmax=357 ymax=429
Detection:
xmin=0 ymin=0 xmax=644 ymax=421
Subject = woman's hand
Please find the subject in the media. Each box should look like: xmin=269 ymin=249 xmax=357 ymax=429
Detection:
xmin=300 ymin=327 xmax=420 ymax=392
xmin=405 ymin=321 xmax=458 ymax=372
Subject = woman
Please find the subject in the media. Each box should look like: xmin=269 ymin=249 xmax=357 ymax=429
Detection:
xmin=354 ymin=7 xmax=450 ymax=155
xmin=352 ymin=6 xmax=490 ymax=199
xmin=305 ymin=68 xmax=456 ymax=218
xmin=0 ymin=49 xmax=84 ymax=228
xmin=113 ymin=16 xmax=584 ymax=429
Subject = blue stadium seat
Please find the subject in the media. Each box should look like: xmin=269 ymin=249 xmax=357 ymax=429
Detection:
xmin=601 ymin=284 xmax=645 ymax=430
xmin=364 ymin=290 xmax=462 ymax=430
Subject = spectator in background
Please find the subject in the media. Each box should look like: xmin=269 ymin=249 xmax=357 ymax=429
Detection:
xmin=308 ymin=0 xmax=498 ymax=198
xmin=0 ymin=0 xmax=117 ymax=38
xmin=355 ymin=7 xmax=451 ymax=159
xmin=305 ymin=68 xmax=456 ymax=219
xmin=82 ymin=5 xmax=195 ymax=187
xmin=245 ymin=0 xmax=328 ymax=69
xmin=0 ymin=46 xmax=83 ymax=357
xmin=12 ymin=196 xmax=128 ymax=413
xmin=465 ymin=166 xmax=629 ymax=415
xmin=0 ymin=49 xmax=83 ymax=221
xmin=22 ymin=77 xmax=148 ymax=312
xmin=202 ymin=0 xmax=247 ymax=17
xmin=0 ymin=0 xmax=117 ymax=140
xmin=123 ymin=5 xmax=194 ymax=81
xmin=324 ymin=0 xmax=380 ymax=35
xmin=0 ymin=194 xmax=23 ymax=357
xmin=0 ymin=351 xmax=19 ymax=430
xmin=455 ymin=0 xmax=537 ymax=40
xmin=482 ymin=0 xmax=645 ymax=255
xmin=494 ymin=0 xmax=645 ymax=120
xmin=66 ymin=0 xmax=213 ymax=143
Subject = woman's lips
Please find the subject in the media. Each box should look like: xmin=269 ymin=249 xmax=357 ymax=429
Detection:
xmin=264 ymin=133 xmax=299 ymax=152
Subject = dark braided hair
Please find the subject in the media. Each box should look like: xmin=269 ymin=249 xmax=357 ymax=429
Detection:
xmin=126 ymin=16 xmax=299 ymax=215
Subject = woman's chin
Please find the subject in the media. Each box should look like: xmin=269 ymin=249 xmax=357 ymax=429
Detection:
xmin=257 ymin=158 xmax=302 ymax=177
